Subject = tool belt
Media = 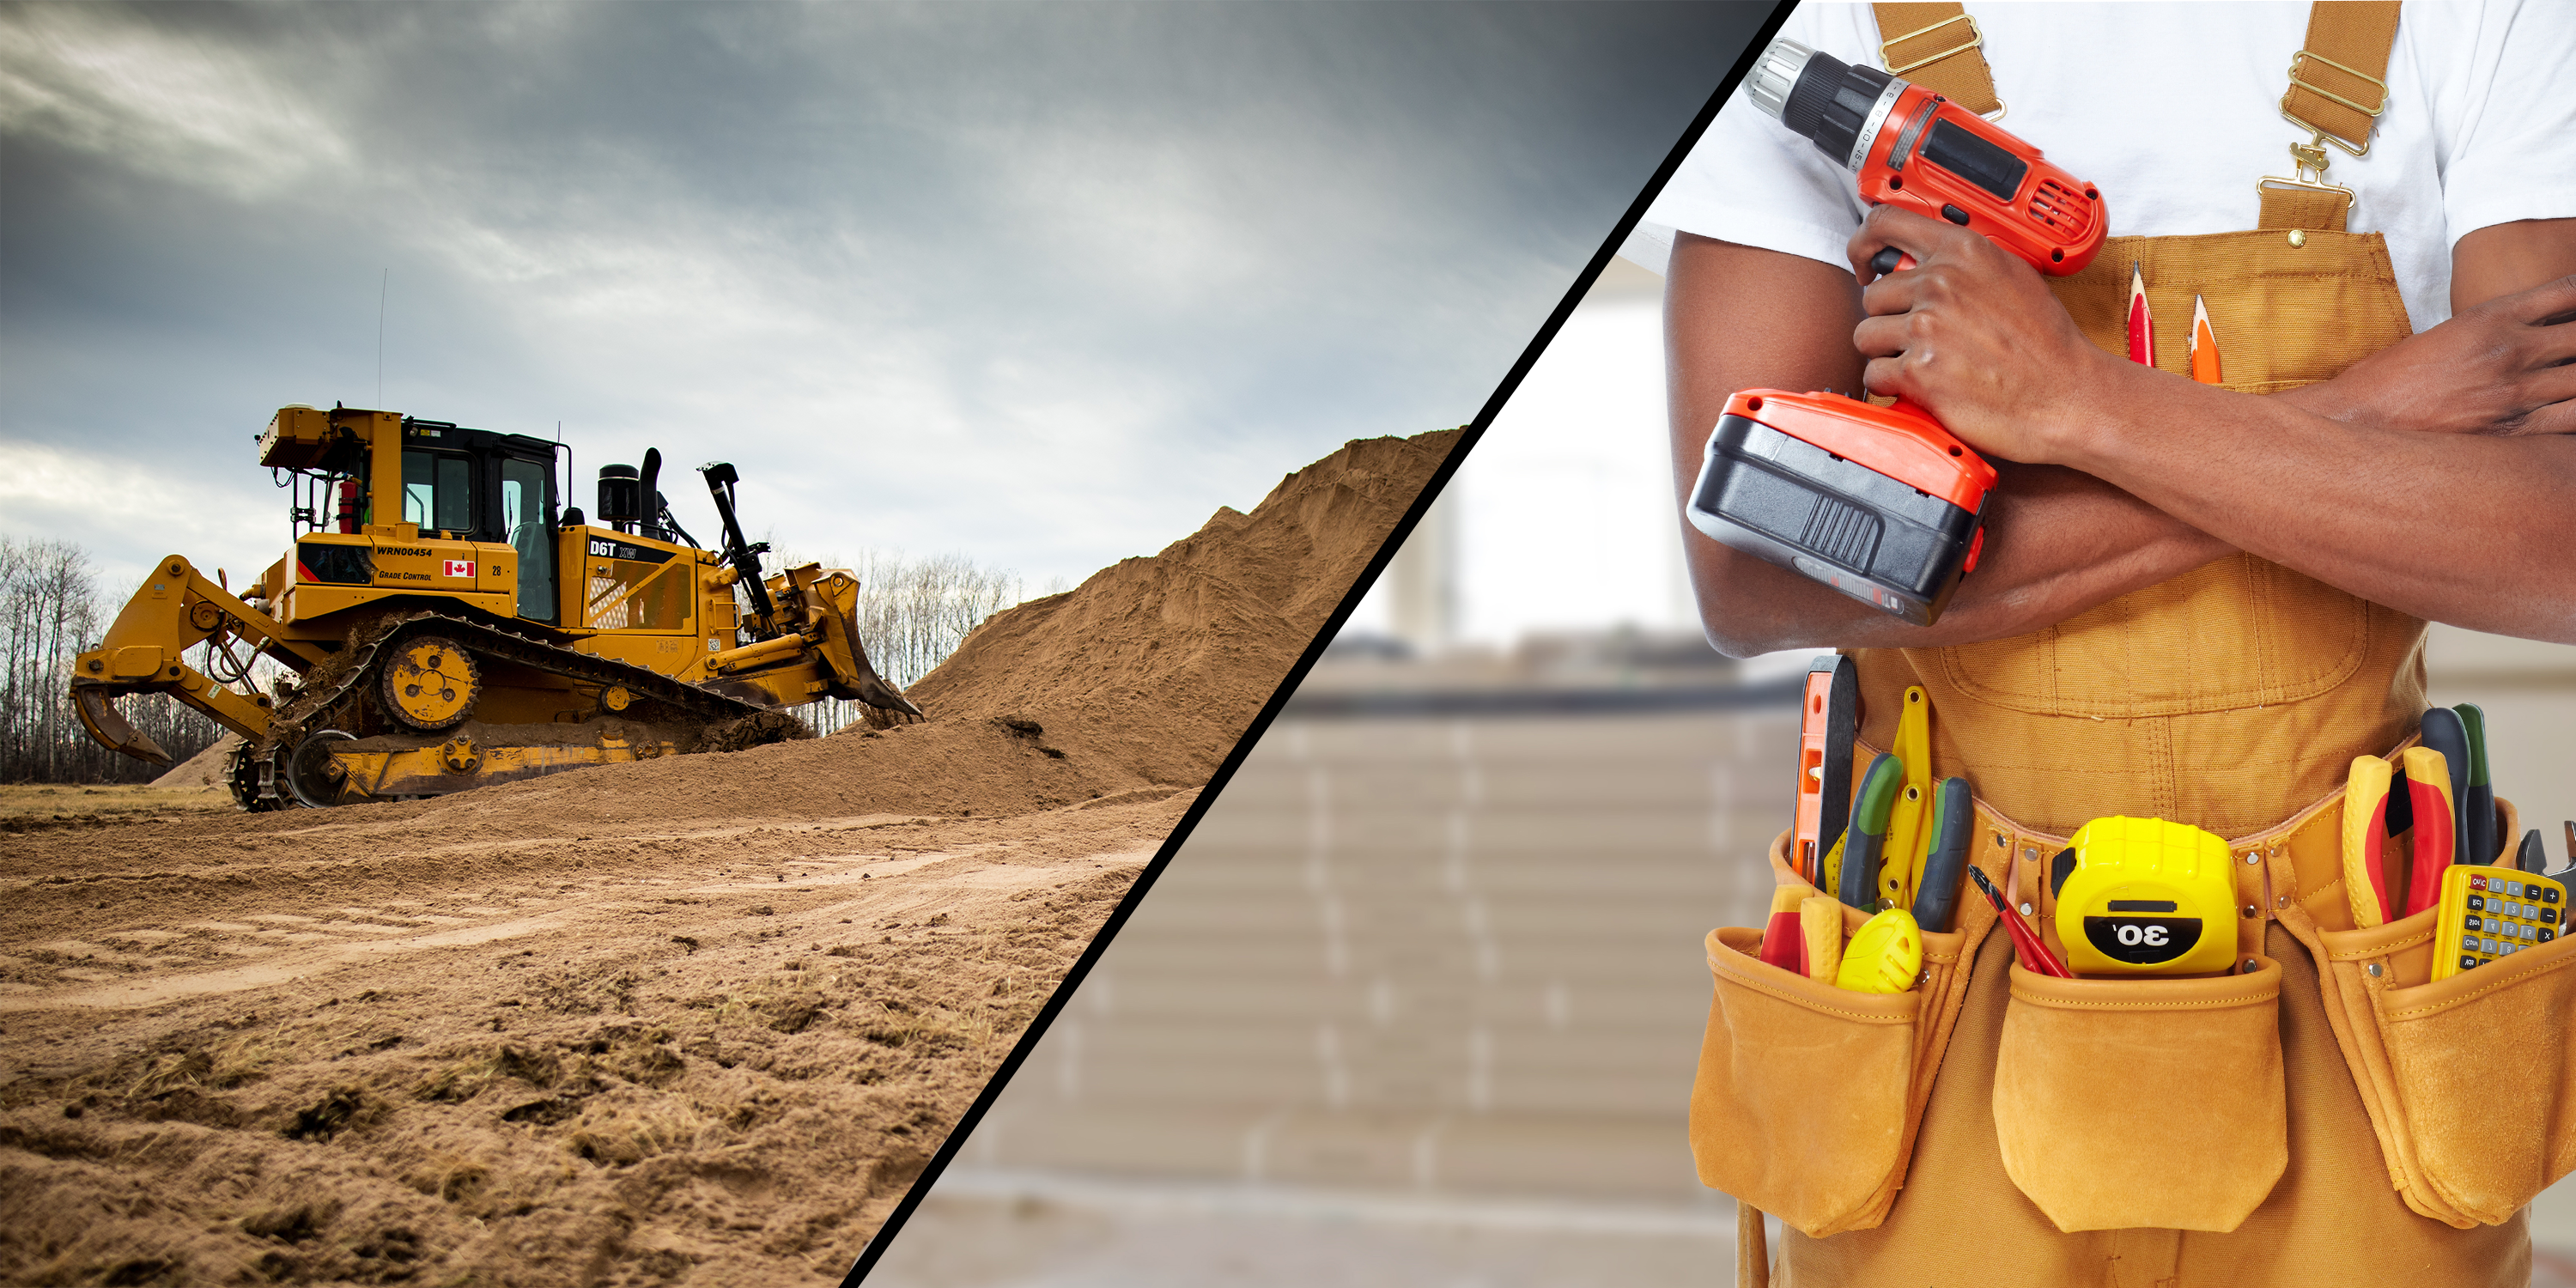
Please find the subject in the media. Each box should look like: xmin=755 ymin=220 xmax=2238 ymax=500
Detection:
xmin=1686 ymin=1 xmax=2564 ymax=1271
xmin=1691 ymin=740 xmax=2544 ymax=1239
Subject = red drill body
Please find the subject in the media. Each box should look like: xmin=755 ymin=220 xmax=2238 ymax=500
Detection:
xmin=1685 ymin=39 xmax=2108 ymax=625
xmin=1856 ymin=82 xmax=2105 ymax=276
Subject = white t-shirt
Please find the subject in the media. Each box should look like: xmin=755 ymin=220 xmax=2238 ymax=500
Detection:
xmin=1631 ymin=1 xmax=2576 ymax=332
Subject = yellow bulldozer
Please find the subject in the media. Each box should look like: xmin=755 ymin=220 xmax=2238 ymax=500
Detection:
xmin=70 ymin=404 xmax=920 ymax=810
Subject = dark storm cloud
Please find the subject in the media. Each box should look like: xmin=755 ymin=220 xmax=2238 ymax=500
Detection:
xmin=0 ymin=2 xmax=1767 ymax=591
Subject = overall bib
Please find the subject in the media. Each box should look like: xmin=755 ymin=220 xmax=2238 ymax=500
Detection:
xmin=1693 ymin=6 xmax=2542 ymax=1285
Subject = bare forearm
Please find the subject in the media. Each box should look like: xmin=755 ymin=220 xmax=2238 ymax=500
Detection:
xmin=2054 ymin=365 xmax=2576 ymax=641
xmin=1844 ymin=209 xmax=2576 ymax=641
xmin=1680 ymin=462 xmax=2229 ymax=653
xmin=1666 ymin=233 xmax=2229 ymax=655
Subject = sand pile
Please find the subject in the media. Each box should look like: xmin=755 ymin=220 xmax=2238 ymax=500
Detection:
xmin=148 ymin=737 xmax=238 ymax=791
xmin=898 ymin=428 xmax=1461 ymax=787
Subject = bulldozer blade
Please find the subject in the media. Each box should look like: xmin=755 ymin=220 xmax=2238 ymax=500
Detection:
xmin=73 ymin=684 xmax=173 ymax=764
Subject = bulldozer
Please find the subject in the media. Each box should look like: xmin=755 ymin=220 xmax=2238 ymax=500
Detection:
xmin=70 ymin=404 xmax=920 ymax=810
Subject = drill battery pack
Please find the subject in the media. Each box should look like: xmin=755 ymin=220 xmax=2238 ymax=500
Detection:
xmin=1686 ymin=390 xmax=1995 ymax=626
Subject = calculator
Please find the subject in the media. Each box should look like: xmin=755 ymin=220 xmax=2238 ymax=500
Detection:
xmin=2432 ymin=866 xmax=2566 ymax=981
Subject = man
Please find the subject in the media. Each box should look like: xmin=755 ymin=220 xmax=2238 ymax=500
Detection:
xmin=1654 ymin=3 xmax=2575 ymax=1284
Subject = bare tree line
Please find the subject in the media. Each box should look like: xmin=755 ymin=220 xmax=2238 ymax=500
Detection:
xmin=0 ymin=538 xmax=224 ymax=784
xmin=784 ymin=550 xmax=1024 ymax=736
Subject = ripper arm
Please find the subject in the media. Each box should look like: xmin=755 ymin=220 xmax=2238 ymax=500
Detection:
xmin=69 ymin=556 xmax=331 ymax=763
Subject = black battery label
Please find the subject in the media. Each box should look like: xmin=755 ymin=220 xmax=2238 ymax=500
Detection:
xmin=2082 ymin=915 xmax=2203 ymax=965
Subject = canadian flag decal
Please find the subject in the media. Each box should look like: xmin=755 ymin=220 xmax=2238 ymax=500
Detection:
xmin=443 ymin=559 xmax=476 ymax=578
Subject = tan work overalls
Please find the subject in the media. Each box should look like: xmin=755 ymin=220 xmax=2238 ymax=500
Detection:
xmin=1694 ymin=5 xmax=2543 ymax=1285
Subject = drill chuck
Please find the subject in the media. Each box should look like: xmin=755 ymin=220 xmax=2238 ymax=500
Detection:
xmin=1747 ymin=38 xmax=1901 ymax=174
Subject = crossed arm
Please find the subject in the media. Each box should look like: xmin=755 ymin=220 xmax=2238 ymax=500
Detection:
xmin=1666 ymin=215 xmax=2576 ymax=654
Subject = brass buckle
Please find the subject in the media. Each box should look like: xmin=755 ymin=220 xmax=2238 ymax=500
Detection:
xmin=2279 ymin=48 xmax=2387 ymax=157
xmin=2289 ymin=138 xmax=2331 ymax=183
xmin=2259 ymin=127 xmax=2352 ymax=222
xmin=2255 ymin=173 xmax=2354 ymax=222
xmin=1882 ymin=12 xmax=1983 ymax=77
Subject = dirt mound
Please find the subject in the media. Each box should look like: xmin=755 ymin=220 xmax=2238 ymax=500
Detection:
xmin=149 ymin=736 xmax=238 ymax=791
xmin=896 ymin=427 xmax=1461 ymax=785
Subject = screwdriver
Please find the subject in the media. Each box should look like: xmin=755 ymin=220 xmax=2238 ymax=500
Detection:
xmin=1911 ymin=777 xmax=1974 ymax=934
xmin=1969 ymin=865 xmax=2073 ymax=978
xmin=2421 ymin=708 xmax=2473 ymax=875
xmin=2456 ymin=704 xmax=2494 ymax=865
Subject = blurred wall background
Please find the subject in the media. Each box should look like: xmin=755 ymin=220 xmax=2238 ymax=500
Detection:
xmin=869 ymin=261 xmax=2576 ymax=1288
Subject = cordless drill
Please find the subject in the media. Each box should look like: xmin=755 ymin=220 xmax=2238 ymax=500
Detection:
xmin=1686 ymin=38 xmax=2108 ymax=626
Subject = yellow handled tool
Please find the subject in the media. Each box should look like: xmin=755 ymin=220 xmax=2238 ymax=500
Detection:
xmin=1886 ymin=685 xmax=1931 ymax=911
xmin=1801 ymin=897 xmax=1846 ymax=985
xmin=1836 ymin=908 xmax=1923 ymax=993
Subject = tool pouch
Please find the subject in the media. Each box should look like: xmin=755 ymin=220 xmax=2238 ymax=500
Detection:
xmin=2293 ymin=798 xmax=2576 ymax=1226
xmin=1990 ymin=957 xmax=2287 ymax=1231
xmin=1687 ymin=834 xmax=1986 ymax=1236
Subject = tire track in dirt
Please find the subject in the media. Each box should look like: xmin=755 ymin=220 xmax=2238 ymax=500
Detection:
xmin=1 ymin=793 xmax=1179 ymax=1286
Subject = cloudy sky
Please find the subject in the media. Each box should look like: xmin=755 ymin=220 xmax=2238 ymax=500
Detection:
xmin=0 ymin=1 xmax=1769 ymax=600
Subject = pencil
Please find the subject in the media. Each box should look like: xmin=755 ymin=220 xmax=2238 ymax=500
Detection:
xmin=2190 ymin=293 xmax=2223 ymax=385
xmin=2126 ymin=261 xmax=2154 ymax=368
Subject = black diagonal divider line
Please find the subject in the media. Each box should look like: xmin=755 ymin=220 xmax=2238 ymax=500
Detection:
xmin=836 ymin=5 xmax=1795 ymax=1280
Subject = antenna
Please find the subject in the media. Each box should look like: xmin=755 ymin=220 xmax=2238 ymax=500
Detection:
xmin=376 ymin=269 xmax=388 ymax=408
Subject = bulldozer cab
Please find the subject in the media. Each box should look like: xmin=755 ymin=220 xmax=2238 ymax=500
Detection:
xmin=263 ymin=407 xmax=565 ymax=627
xmin=395 ymin=420 xmax=562 ymax=623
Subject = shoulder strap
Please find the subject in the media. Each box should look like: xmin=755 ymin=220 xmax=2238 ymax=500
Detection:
xmin=1869 ymin=2 xmax=2400 ymax=233
xmin=1738 ymin=1199 xmax=1771 ymax=1287
xmin=2282 ymin=1 xmax=2400 ymax=156
xmin=2261 ymin=0 xmax=2402 ymax=231
xmin=1870 ymin=3 xmax=2002 ymax=117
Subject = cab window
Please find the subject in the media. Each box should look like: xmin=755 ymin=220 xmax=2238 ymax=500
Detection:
xmin=501 ymin=456 xmax=558 ymax=622
xmin=403 ymin=450 xmax=472 ymax=532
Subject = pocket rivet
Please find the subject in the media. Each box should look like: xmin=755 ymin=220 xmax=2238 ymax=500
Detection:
xmin=1994 ymin=831 xmax=2008 ymax=848
xmin=2288 ymin=228 xmax=2308 ymax=248
xmin=2241 ymin=903 xmax=2259 ymax=919
xmin=2244 ymin=852 xmax=2260 ymax=866
xmin=2367 ymin=963 xmax=2384 ymax=977
xmin=2019 ymin=902 xmax=2035 ymax=916
xmin=2021 ymin=847 xmax=2038 ymax=863
xmin=2244 ymin=958 xmax=2259 ymax=974
xmin=2275 ymin=895 xmax=2292 ymax=910
xmin=1917 ymin=969 xmax=1931 ymax=986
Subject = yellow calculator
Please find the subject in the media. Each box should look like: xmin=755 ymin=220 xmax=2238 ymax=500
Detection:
xmin=2433 ymin=866 xmax=2566 ymax=981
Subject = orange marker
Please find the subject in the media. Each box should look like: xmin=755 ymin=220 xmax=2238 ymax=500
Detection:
xmin=2190 ymin=294 xmax=2223 ymax=385
xmin=2125 ymin=261 xmax=2154 ymax=368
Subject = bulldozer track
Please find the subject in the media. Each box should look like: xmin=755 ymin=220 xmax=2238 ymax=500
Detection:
xmin=240 ymin=611 xmax=769 ymax=810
